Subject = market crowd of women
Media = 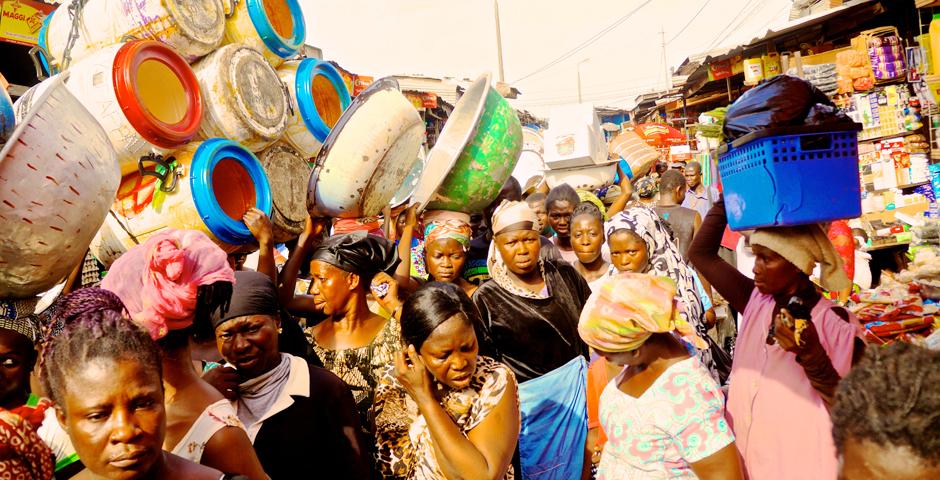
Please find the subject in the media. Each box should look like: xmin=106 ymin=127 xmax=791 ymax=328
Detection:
xmin=2 ymin=162 xmax=939 ymax=480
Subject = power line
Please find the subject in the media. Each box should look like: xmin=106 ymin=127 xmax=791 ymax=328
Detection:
xmin=518 ymin=81 xmax=665 ymax=102
xmin=510 ymin=0 xmax=653 ymax=85
xmin=704 ymin=0 xmax=760 ymax=51
xmin=667 ymin=0 xmax=714 ymax=45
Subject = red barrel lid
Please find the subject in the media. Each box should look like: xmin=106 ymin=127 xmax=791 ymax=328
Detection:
xmin=113 ymin=40 xmax=203 ymax=149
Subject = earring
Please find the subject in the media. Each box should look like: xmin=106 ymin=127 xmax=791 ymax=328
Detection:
xmin=277 ymin=327 xmax=283 ymax=334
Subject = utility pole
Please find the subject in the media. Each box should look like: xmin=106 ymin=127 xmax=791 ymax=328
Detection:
xmin=577 ymin=58 xmax=590 ymax=103
xmin=660 ymin=26 xmax=673 ymax=89
xmin=494 ymin=0 xmax=506 ymax=83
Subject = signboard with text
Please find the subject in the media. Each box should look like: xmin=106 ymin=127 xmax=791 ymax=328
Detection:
xmin=0 ymin=0 xmax=55 ymax=46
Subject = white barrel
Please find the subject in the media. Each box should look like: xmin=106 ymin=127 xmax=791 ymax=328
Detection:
xmin=308 ymin=78 xmax=424 ymax=218
xmin=91 ymin=139 xmax=273 ymax=267
xmin=257 ymin=142 xmax=310 ymax=243
xmin=223 ymin=0 xmax=305 ymax=67
xmin=19 ymin=41 xmax=204 ymax=176
xmin=277 ymin=58 xmax=351 ymax=159
xmin=193 ymin=44 xmax=289 ymax=152
xmin=0 ymin=74 xmax=119 ymax=298
xmin=39 ymin=0 xmax=225 ymax=74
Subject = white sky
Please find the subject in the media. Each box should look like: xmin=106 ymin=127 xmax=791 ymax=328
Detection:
xmin=301 ymin=0 xmax=794 ymax=117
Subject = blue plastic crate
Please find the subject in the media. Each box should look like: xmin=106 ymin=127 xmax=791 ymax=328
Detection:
xmin=717 ymin=124 xmax=862 ymax=230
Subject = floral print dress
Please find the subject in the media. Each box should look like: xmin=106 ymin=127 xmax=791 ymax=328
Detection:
xmin=597 ymin=357 xmax=733 ymax=480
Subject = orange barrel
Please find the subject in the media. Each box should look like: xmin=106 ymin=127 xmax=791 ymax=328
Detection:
xmin=278 ymin=58 xmax=351 ymax=159
xmin=0 ymin=75 xmax=119 ymax=298
xmin=256 ymin=142 xmax=311 ymax=243
xmin=18 ymin=41 xmax=203 ymax=176
xmin=38 ymin=0 xmax=225 ymax=74
xmin=223 ymin=0 xmax=305 ymax=67
xmin=91 ymin=139 xmax=272 ymax=266
xmin=192 ymin=44 xmax=289 ymax=152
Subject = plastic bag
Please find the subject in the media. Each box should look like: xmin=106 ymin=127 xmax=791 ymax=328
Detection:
xmin=805 ymin=104 xmax=853 ymax=126
xmin=723 ymin=75 xmax=834 ymax=141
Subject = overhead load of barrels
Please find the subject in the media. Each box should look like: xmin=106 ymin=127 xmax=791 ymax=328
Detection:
xmin=0 ymin=0 xmax=527 ymax=300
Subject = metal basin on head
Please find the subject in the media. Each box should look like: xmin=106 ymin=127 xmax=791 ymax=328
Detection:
xmin=412 ymin=73 xmax=522 ymax=214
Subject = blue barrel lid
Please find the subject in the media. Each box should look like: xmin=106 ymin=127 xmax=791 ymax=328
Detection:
xmin=37 ymin=13 xmax=53 ymax=76
xmin=190 ymin=138 xmax=272 ymax=245
xmin=246 ymin=0 xmax=306 ymax=59
xmin=0 ymin=86 xmax=14 ymax=143
xmin=295 ymin=58 xmax=351 ymax=142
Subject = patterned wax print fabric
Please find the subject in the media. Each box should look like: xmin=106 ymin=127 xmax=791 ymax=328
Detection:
xmin=373 ymin=356 xmax=518 ymax=479
xmin=314 ymin=317 xmax=401 ymax=435
xmin=597 ymin=357 xmax=733 ymax=480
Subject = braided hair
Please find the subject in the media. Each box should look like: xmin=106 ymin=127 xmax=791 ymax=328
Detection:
xmin=831 ymin=343 xmax=940 ymax=465
xmin=40 ymin=288 xmax=161 ymax=410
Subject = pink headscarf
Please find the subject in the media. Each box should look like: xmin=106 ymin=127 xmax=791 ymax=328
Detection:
xmin=101 ymin=229 xmax=235 ymax=340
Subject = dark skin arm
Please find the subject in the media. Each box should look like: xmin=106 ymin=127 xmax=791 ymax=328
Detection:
xmin=687 ymin=196 xmax=754 ymax=313
xmin=773 ymin=308 xmax=842 ymax=409
xmin=606 ymin=165 xmax=635 ymax=216
xmin=243 ymin=207 xmax=277 ymax=284
xmin=689 ymin=442 xmax=744 ymax=480
xmin=200 ymin=426 xmax=269 ymax=480
xmin=396 ymin=346 xmax=519 ymax=480
xmin=278 ymin=216 xmax=329 ymax=315
xmin=392 ymin=204 xmax=422 ymax=294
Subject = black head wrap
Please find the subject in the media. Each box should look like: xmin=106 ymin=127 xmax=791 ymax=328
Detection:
xmin=210 ymin=271 xmax=280 ymax=329
xmin=310 ymin=232 xmax=400 ymax=278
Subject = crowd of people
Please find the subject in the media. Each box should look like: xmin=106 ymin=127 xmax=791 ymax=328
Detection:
xmin=2 ymin=160 xmax=939 ymax=480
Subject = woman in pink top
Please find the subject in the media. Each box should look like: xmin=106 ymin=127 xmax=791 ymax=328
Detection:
xmin=688 ymin=197 xmax=864 ymax=480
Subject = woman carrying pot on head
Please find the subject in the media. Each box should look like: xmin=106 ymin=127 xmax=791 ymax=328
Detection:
xmin=471 ymin=200 xmax=591 ymax=479
xmin=279 ymin=219 xmax=401 ymax=438
xmin=387 ymin=209 xmax=479 ymax=300
xmin=210 ymin=271 xmax=368 ymax=479
xmin=373 ymin=282 xmax=519 ymax=479
xmin=40 ymin=288 xmax=235 ymax=480
xmin=578 ymin=273 xmax=743 ymax=480
xmin=688 ymin=196 xmax=864 ymax=480
xmin=100 ymin=230 xmax=267 ymax=480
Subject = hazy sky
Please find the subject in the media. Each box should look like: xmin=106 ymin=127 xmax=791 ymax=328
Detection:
xmin=301 ymin=0 xmax=793 ymax=116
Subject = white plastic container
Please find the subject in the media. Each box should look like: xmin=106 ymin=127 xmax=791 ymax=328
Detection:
xmin=38 ymin=0 xmax=225 ymax=74
xmin=19 ymin=41 xmax=204 ymax=176
xmin=544 ymin=164 xmax=618 ymax=192
xmin=277 ymin=58 xmax=351 ymax=159
xmin=543 ymin=104 xmax=609 ymax=170
xmin=193 ymin=44 xmax=289 ymax=152
xmin=223 ymin=0 xmax=305 ymax=67
xmin=0 ymin=74 xmax=119 ymax=298
xmin=91 ymin=139 xmax=272 ymax=266
xmin=308 ymin=78 xmax=424 ymax=218
xmin=257 ymin=142 xmax=310 ymax=243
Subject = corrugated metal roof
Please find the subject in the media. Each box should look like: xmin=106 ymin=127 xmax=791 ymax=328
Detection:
xmin=393 ymin=75 xmax=462 ymax=105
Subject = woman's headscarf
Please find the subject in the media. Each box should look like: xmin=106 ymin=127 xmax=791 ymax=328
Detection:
xmin=750 ymin=224 xmax=852 ymax=292
xmin=577 ymin=190 xmax=607 ymax=221
xmin=634 ymin=177 xmax=658 ymax=199
xmin=579 ymin=273 xmax=706 ymax=352
xmin=0 ymin=409 xmax=54 ymax=480
xmin=100 ymin=229 xmax=235 ymax=340
xmin=311 ymin=232 xmax=400 ymax=279
xmin=604 ymin=207 xmax=705 ymax=328
xmin=486 ymin=200 xmax=547 ymax=299
xmin=422 ymin=210 xmax=472 ymax=249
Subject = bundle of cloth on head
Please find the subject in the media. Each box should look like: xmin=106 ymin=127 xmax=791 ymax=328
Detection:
xmin=750 ymin=224 xmax=852 ymax=292
xmin=579 ymin=273 xmax=706 ymax=352
xmin=311 ymin=232 xmax=400 ymax=280
xmin=422 ymin=210 xmax=472 ymax=249
xmin=209 ymin=271 xmax=280 ymax=330
xmin=100 ymin=229 xmax=235 ymax=340
xmin=577 ymin=190 xmax=607 ymax=220
xmin=634 ymin=177 xmax=658 ymax=199
xmin=486 ymin=200 xmax=546 ymax=299
xmin=333 ymin=216 xmax=384 ymax=237
xmin=0 ymin=298 xmax=42 ymax=344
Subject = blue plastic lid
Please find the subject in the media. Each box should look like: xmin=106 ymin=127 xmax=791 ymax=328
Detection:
xmin=246 ymin=0 xmax=306 ymax=58
xmin=189 ymin=138 xmax=272 ymax=245
xmin=295 ymin=58 xmax=351 ymax=142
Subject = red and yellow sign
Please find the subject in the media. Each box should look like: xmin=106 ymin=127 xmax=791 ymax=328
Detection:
xmin=403 ymin=91 xmax=437 ymax=110
xmin=0 ymin=0 xmax=55 ymax=46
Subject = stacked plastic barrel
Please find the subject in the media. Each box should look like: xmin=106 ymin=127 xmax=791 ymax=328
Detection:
xmin=0 ymin=0 xmax=355 ymax=302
